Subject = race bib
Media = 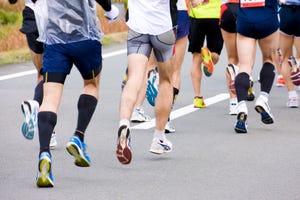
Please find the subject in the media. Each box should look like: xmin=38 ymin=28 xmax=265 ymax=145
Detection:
xmin=240 ymin=0 xmax=265 ymax=8
xmin=227 ymin=0 xmax=239 ymax=3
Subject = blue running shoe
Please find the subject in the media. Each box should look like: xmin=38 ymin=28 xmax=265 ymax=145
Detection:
xmin=21 ymin=100 xmax=39 ymax=140
xmin=66 ymin=136 xmax=91 ymax=167
xmin=36 ymin=152 xmax=54 ymax=187
xmin=146 ymin=67 xmax=159 ymax=107
xmin=116 ymin=125 xmax=132 ymax=164
xmin=234 ymin=112 xmax=248 ymax=133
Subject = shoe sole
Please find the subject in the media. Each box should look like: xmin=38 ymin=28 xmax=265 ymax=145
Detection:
xmin=130 ymin=119 xmax=147 ymax=123
xmin=165 ymin=129 xmax=175 ymax=134
xmin=21 ymin=101 xmax=38 ymax=140
xmin=116 ymin=127 xmax=132 ymax=164
xmin=36 ymin=158 xmax=54 ymax=187
xmin=201 ymin=48 xmax=214 ymax=77
xmin=66 ymin=143 xmax=90 ymax=167
xmin=247 ymin=93 xmax=255 ymax=101
xmin=254 ymin=105 xmax=274 ymax=124
xmin=234 ymin=112 xmax=247 ymax=133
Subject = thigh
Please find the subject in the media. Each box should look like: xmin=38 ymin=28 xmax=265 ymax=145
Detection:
xmin=280 ymin=6 xmax=300 ymax=37
xmin=151 ymin=29 xmax=175 ymax=62
xmin=258 ymin=30 xmax=279 ymax=63
xmin=127 ymin=29 xmax=152 ymax=58
xmin=176 ymin=10 xmax=190 ymax=40
xmin=188 ymin=18 xmax=205 ymax=53
xmin=206 ymin=19 xmax=224 ymax=55
xmin=220 ymin=3 xmax=238 ymax=33
xmin=237 ymin=33 xmax=257 ymax=74
xmin=71 ymin=40 xmax=102 ymax=80
xmin=43 ymin=44 xmax=73 ymax=75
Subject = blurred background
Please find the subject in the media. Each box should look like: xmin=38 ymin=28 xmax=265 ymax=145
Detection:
xmin=0 ymin=0 xmax=128 ymax=64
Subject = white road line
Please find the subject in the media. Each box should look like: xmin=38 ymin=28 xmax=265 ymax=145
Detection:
xmin=131 ymin=93 xmax=230 ymax=130
xmin=0 ymin=48 xmax=127 ymax=81
xmin=1 ymin=49 xmax=229 ymax=129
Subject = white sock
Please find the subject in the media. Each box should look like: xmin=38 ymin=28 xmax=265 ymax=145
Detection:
xmin=153 ymin=129 xmax=165 ymax=140
xmin=119 ymin=119 xmax=130 ymax=128
xmin=288 ymin=90 xmax=298 ymax=99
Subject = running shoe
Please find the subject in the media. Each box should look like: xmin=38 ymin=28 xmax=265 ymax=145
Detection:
xmin=247 ymin=78 xmax=255 ymax=101
xmin=36 ymin=152 xmax=54 ymax=187
xmin=21 ymin=100 xmax=39 ymax=140
xmin=66 ymin=136 xmax=91 ymax=167
xmin=121 ymin=74 xmax=128 ymax=90
xmin=50 ymin=132 xmax=58 ymax=149
xmin=146 ymin=67 xmax=159 ymax=107
xmin=116 ymin=125 xmax=132 ymax=164
xmin=288 ymin=56 xmax=299 ymax=73
xmin=254 ymin=96 xmax=274 ymax=124
xmin=193 ymin=96 xmax=206 ymax=108
xmin=286 ymin=97 xmax=299 ymax=108
xmin=201 ymin=47 xmax=214 ymax=77
xmin=229 ymin=101 xmax=238 ymax=115
xmin=277 ymin=48 xmax=283 ymax=66
xmin=149 ymin=136 xmax=172 ymax=154
xmin=130 ymin=108 xmax=151 ymax=123
xmin=234 ymin=112 xmax=248 ymax=133
xmin=275 ymin=76 xmax=285 ymax=87
xmin=288 ymin=56 xmax=300 ymax=86
xmin=165 ymin=118 xmax=175 ymax=133
xmin=226 ymin=64 xmax=239 ymax=95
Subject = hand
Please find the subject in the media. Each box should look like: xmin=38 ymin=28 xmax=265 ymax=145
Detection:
xmin=190 ymin=0 xmax=208 ymax=7
xmin=104 ymin=4 xmax=119 ymax=24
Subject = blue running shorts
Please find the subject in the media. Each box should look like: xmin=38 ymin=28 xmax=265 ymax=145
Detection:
xmin=43 ymin=39 xmax=102 ymax=82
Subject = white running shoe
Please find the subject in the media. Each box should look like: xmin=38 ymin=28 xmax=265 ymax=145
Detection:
xmin=226 ymin=64 xmax=239 ymax=81
xmin=130 ymin=108 xmax=151 ymax=123
xmin=165 ymin=119 xmax=175 ymax=133
xmin=50 ymin=132 xmax=58 ymax=149
xmin=229 ymin=102 xmax=238 ymax=115
xmin=254 ymin=96 xmax=274 ymax=124
xmin=149 ymin=137 xmax=172 ymax=154
xmin=21 ymin=100 xmax=39 ymax=140
xmin=286 ymin=97 xmax=299 ymax=108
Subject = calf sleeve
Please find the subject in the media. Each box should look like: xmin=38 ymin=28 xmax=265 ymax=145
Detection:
xmin=235 ymin=72 xmax=250 ymax=102
xmin=259 ymin=62 xmax=275 ymax=94
xmin=38 ymin=111 xmax=57 ymax=154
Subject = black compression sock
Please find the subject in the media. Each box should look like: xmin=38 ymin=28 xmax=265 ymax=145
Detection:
xmin=235 ymin=72 xmax=250 ymax=102
xmin=259 ymin=62 xmax=275 ymax=93
xmin=75 ymin=94 xmax=98 ymax=137
xmin=34 ymin=80 xmax=44 ymax=105
xmin=38 ymin=111 xmax=57 ymax=154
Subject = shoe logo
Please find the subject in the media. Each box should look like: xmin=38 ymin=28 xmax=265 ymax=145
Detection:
xmin=159 ymin=140 xmax=171 ymax=151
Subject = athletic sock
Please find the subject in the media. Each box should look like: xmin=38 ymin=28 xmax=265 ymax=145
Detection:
xmin=259 ymin=62 xmax=275 ymax=93
xmin=38 ymin=111 xmax=57 ymax=154
xmin=34 ymin=80 xmax=44 ymax=105
xmin=235 ymin=72 xmax=250 ymax=102
xmin=74 ymin=94 xmax=98 ymax=140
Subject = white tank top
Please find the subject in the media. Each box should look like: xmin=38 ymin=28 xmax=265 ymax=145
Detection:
xmin=126 ymin=0 xmax=172 ymax=35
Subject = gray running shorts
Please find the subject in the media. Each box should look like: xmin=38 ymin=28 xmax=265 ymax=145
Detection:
xmin=127 ymin=28 xmax=175 ymax=62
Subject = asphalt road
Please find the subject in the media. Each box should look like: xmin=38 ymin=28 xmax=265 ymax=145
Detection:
xmin=1 ymin=42 xmax=300 ymax=200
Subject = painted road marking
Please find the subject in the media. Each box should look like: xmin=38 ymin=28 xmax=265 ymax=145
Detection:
xmin=132 ymin=93 xmax=230 ymax=130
